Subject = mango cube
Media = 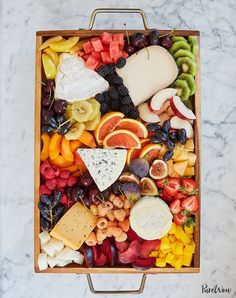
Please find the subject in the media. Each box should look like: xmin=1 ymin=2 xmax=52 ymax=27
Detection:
xmin=184 ymin=225 xmax=193 ymax=234
xmin=174 ymin=256 xmax=183 ymax=269
xmin=183 ymin=243 xmax=195 ymax=256
xmin=182 ymin=254 xmax=193 ymax=267
xmin=168 ymin=234 xmax=176 ymax=243
xmin=150 ymin=250 xmax=159 ymax=257
xmin=155 ymin=258 xmax=166 ymax=267
xmin=175 ymin=225 xmax=184 ymax=240
xmin=173 ymin=241 xmax=184 ymax=255
xmin=159 ymin=251 xmax=167 ymax=258
xmin=168 ymin=223 xmax=176 ymax=234
xmin=160 ymin=238 xmax=171 ymax=251
xmin=166 ymin=253 xmax=175 ymax=265
xmin=180 ymin=233 xmax=191 ymax=245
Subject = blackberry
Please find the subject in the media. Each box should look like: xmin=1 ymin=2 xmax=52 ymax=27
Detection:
xmin=100 ymin=102 xmax=109 ymax=114
xmin=110 ymin=99 xmax=120 ymax=111
xmin=122 ymin=95 xmax=132 ymax=105
xmin=119 ymin=104 xmax=133 ymax=115
xmin=95 ymin=93 xmax=105 ymax=103
xmin=110 ymin=74 xmax=123 ymax=85
xmin=108 ymin=86 xmax=119 ymax=100
xmin=116 ymin=57 xmax=126 ymax=69
xmin=103 ymin=91 xmax=111 ymax=104
xmin=97 ymin=65 xmax=110 ymax=77
xmin=118 ymin=84 xmax=129 ymax=96
xmin=107 ymin=64 xmax=116 ymax=74
xmin=128 ymin=109 xmax=140 ymax=119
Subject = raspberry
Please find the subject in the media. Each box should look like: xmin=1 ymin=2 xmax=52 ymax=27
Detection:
xmin=97 ymin=65 xmax=110 ymax=77
xmin=118 ymin=85 xmax=129 ymax=96
xmin=57 ymin=178 xmax=68 ymax=188
xmin=116 ymin=57 xmax=126 ymax=69
xmin=40 ymin=161 xmax=55 ymax=180
xmin=52 ymin=165 xmax=60 ymax=177
xmin=39 ymin=184 xmax=52 ymax=196
xmin=60 ymin=194 xmax=68 ymax=205
xmin=67 ymin=176 xmax=78 ymax=187
xmin=57 ymin=187 xmax=65 ymax=193
xmin=45 ymin=178 xmax=57 ymax=190
xmin=60 ymin=170 xmax=70 ymax=179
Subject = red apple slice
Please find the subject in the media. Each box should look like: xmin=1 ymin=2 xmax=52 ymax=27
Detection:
xmin=158 ymin=112 xmax=170 ymax=125
xmin=170 ymin=96 xmax=196 ymax=120
xmin=138 ymin=103 xmax=160 ymax=123
xmin=150 ymin=88 xmax=177 ymax=112
xmin=170 ymin=116 xmax=194 ymax=139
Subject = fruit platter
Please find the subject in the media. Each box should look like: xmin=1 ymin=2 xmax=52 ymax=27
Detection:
xmin=34 ymin=12 xmax=200 ymax=277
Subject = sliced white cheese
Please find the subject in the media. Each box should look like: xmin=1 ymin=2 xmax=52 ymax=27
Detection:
xmin=55 ymin=53 xmax=109 ymax=102
xmin=49 ymin=238 xmax=64 ymax=253
xmin=130 ymin=196 xmax=173 ymax=240
xmin=42 ymin=242 xmax=56 ymax=257
xmin=56 ymin=259 xmax=72 ymax=267
xmin=116 ymin=45 xmax=178 ymax=106
xmin=39 ymin=231 xmax=51 ymax=246
xmin=38 ymin=253 xmax=48 ymax=271
xmin=47 ymin=256 xmax=59 ymax=268
xmin=56 ymin=247 xmax=76 ymax=261
xmin=77 ymin=149 xmax=127 ymax=191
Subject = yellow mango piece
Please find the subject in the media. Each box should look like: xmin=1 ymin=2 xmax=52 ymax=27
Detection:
xmin=184 ymin=166 xmax=195 ymax=176
xmin=175 ymin=225 xmax=184 ymax=240
xmin=170 ymin=256 xmax=177 ymax=267
xmin=50 ymin=37 xmax=80 ymax=52
xmin=43 ymin=48 xmax=59 ymax=66
xmin=166 ymin=253 xmax=175 ymax=264
xmin=168 ymin=222 xmax=176 ymax=234
xmin=188 ymin=152 xmax=197 ymax=166
xmin=160 ymin=237 xmax=171 ymax=251
xmin=182 ymin=254 xmax=193 ymax=267
xmin=183 ymin=243 xmax=195 ymax=256
xmin=159 ymin=251 xmax=167 ymax=258
xmin=150 ymin=251 xmax=159 ymax=257
xmin=181 ymin=233 xmax=191 ymax=245
xmin=155 ymin=258 xmax=166 ymax=267
xmin=42 ymin=54 xmax=57 ymax=79
xmin=39 ymin=36 xmax=63 ymax=51
xmin=184 ymin=225 xmax=193 ymax=235
xmin=173 ymin=242 xmax=184 ymax=256
xmin=174 ymin=256 xmax=183 ymax=269
xmin=185 ymin=139 xmax=194 ymax=151
xmin=168 ymin=234 xmax=176 ymax=243
xmin=173 ymin=160 xmax=189 ymax=176
xmin=187 ymin=234 xmax=193 ymax=241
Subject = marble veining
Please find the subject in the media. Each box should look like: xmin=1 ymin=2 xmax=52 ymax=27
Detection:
xmin=1 ymin=0 xmax=236 ymax=297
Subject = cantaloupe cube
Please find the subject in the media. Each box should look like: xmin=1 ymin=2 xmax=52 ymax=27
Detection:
xmin=184 ymin=167 xmax=195 ymax=176
xmin=174 ymin=150 xmax=189 ymax=162
xmin=188 ymin=152 xmax=197 ymax=166
xmin=173 ymin=160 xmax=189 ymax=176
xmin=173 ymin=242 xmax=184 ymax=255
xmin=155 ymin=257 xmax=166 ymax=267
xmin=166 ymin=252 xmax=175 ymax=264
xmin=150 ymin=250 xmax=159 ymax=257
xmin=185 ymin=139 xmax=194 ymax=151
xmin=182 ymin=254 xmax=193 ymax=266
xmin=168 ymin=234 xmax=176 ymax=243
xmin=184 ymin=225 xmax=193 ymax=234
xmin=174 ymin=256 xmax=183 ymax=269
xmin=168 ymin=223 xmax=176 ymax=234
xmin=183 ymin=243 xmax=195 ymax=256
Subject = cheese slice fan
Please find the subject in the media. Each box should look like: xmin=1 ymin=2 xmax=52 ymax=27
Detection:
xmin=77 ymin=149 xmax=127 ymax=191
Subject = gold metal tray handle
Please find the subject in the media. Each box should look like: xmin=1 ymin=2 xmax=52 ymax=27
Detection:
xmin=87 ymin=8 xmax=149 ymax=30
xmin=87 ymin=274 xmax=147 ymax=294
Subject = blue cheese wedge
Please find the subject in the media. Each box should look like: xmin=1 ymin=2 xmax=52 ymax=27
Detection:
xmin=55 ymin=53 xmax=109 ymax=102
xmin=77 ymin=149 xmax=127 ymax=191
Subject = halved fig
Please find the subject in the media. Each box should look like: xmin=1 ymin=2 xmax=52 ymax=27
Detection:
xmin=119 ymin=172 xmax=140 ymax=184
xmin=132 ymin=257 xmax=155 ymax=270
xmin=149 ymin=159 xmax=168 ymax=179
xmin=140 ymin=177 xmax=159 ymax=196
xmin=170 ymin=96 xmax=196 ymax=120
xmin=83 ymin=245 xmax=94 ymax=268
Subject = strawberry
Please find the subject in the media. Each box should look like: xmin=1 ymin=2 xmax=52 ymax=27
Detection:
xmin=156 ymin=177 xmax=169 ymax=189
xmin=169 ymin=199 xmax=182 ymax=215
xmin=174 ymin=192 xmax=187 ymax=200
xmin=173 ymin=213 xmax=189 ymax=225
xmin=181 ymin=195 xmax=199 ymax=213
xmin=161 ymin=189 xmax=173 ymax=202
xmin=139 ymin=240 xmax=161 ymax=258
xmin=180 ymin=178 xmax=198 ymax=195
xmin=165 ymin=178 xmax=180 ymax=196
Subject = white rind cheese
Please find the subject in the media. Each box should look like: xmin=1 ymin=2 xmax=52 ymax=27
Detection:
xmin=77 ymin=149 xmax=127 ymax=191
xmin=55 ymin=53 xmax=109 ymax=102
xmin=130 ymin=196 xmax=173 ymax=240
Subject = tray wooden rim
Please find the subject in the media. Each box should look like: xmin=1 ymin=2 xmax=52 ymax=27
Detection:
xmin=34 ymin=29 xmax=201 ymax=274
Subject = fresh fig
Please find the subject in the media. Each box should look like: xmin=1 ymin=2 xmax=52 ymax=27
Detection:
xmin=129 ymin=158 xmax=149 ymax=178
xmin=140 ymin=177 xmax=159 ymax=196
xmin=149 ymin=159 xmax=168 ymax=179
xmin=121 ymin=183 xmax=141 ymax=204
xmin=119 ymin=172 xmax=140 ymax=184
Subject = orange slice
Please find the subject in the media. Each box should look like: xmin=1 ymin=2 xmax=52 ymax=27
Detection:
xmin=139 ymin=143 xmax=162 ymax=163
xmin=94 ymin=111 xmax=124 ymax=145
xmin=126 ymin=138 xmax=150 ymax=165
xmin=103 ymin=129 xmax=141 ymax=149
xmin=117 ymin=118 xmax=148 ymax=138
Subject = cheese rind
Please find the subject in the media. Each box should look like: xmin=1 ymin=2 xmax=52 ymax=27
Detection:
xmin=55 ymin=53 xmax=109 ymax=102
xmin=116 ymin=45 xmax=178 ymax=106
xmin=77 ymin=149 xmax=127 ymax=191
xmin=50 ymin=202 xmax=97 ymax=250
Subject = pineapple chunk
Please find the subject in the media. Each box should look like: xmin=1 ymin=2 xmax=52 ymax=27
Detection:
xmin=158 ymin=144 xmax=168 ymax=157
xmin=184 ymin=167 xmax=195 ymax=177
xmin=166 ymin=252 xmax=175 ymax=264
xmin=174 ymin=150 xmax=189 ymax=162
xmin=185 ymin=139 xmax=194 ymax=151
xmin=150 ymin=250 xmax=159 ymax=257
xmin=182 ymin=254 xmax=193 ymax=266
xmin=168 ymin=222 xmax=176 ymax=234
xmin=173 ymin=160 xmax=189 ymax=176
xmin=188 ymin=153 xmax=197 ymax=166
xmin=166 ymin=159 xmax=174 ymax=176
xmin=170 ymin=170 xmax=180 ymax=178
xmin=172 ymin=148 xmax=182 ymax=160
xmin=174 ymin=256 xmax=183 ymax=269
xmin=155 ymin=257 xmax=166 ymax=267
xmin=173 ymin=242 xmax=184 ymax=255
xmin=184 ymin=225 xmax=194 ymax=234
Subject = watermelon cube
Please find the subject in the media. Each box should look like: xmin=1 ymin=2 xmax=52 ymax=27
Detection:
xmin=109 ymin=41 xmax=119 ymax=60
xmin=101 ymin=51 xmax=113 ymax=64
xmin=85 ymin=55 xmax=99 ymax=70
xmin=83 ymin=41 xmax=94 ymax=54
xmin=91 ymin=37 xmax=104 ymax=52
xmin=100 ymin=32 xmax=113 ymax=46
xmin=77 ymin=50 xmax=85 ymax=57
xmin=113 ymin=34 xmax=124 ymax=48
xmin=91 ymin=51 xmax=102 ymax=61
xmin=83 ymin=54 xmax=90 ymax=60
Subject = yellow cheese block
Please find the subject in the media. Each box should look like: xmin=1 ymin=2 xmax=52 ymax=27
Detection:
xmin=50 ymin=202 xmax=97 ymax=250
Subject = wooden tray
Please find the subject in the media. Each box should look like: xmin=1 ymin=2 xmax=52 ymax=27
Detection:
xmin=34 ymin=7 xmax=200 ymax=294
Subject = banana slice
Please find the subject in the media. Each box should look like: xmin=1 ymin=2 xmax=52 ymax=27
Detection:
xmin=84 ymin=112 xmax=101 ymax=131
xmin=130 ymin=196 xmax=173 ymax=240
xmin=65 ymin=122 xmax=85 ymax=140
xmin=71 ymin=100 xmax=94 ymax=122
xmin=87 ymin=98 xmax=101 ymax=121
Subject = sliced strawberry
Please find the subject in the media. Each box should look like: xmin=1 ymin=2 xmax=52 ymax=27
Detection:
xmin=180 ymin=178 xmax=198 ymax=195
xmin=174 ymin=192 xmax=187 ymax=200
xmin=156 ymin=177 xmax=169 ymax=189
xmin=94 ymin=253 xmax=107 ymax=266
xmin=139 ymin=240 xmax=161 ymax=258
xmin=132 ymin=257 xmax=155 ymax=270
xmin=169 ymin=199 xmax=182 ymax=215
xmin=115 ymin=241 xmax=130 ymax=253
xmin=165 ymin=178 xmax=180 ymax=196
xmin=161 ymin=189 xmax=173 ymax=202
xmin=118 ymin=240 xmax=141 ymax=264
xmin=127 ymin=228 xmax=143 ymax=242
xmin=181 ymin=195 xmax=199 ymax=213
xmin=173 ymin=213 xmax=189 ymax=225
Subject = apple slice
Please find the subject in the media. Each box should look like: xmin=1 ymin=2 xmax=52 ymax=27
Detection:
xmin=170 ymin=116 xmax=194 ymax=139
xmin=158 ymin=112 xmax=170 ymax=125
xmin=150 ymin=88 xmax=177 ymax=112
xmin=170 ymin=96 xmax=196 ymax=120
xmin=138 ymin=103 xmax=160 ymax=123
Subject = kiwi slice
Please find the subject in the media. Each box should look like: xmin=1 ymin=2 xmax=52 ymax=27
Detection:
xmin=64 ymin=104 xmax=76 ymax=124
xmin=176 ymin=57 xmax=197 ymax=76
xmin=169 ymin=41 xmax=191 ymax=55
xmin=188 ymin=36 xmax=199 ymax=56
xmin=65 ymin=122 xmax=85 ymax=140
xmin=178 ymin=73 xmax=196 ymax=96
xmin=84 ymin=112 xmax=101 ymax=131
xmin=87 ymin=98 xmax=101 ymax=121
xmin=71 ymin=100 xmax=94 ymax=122
xmin=171 ymin=36 xmax=187 ymax=43
xmin=174 ymin=49 xmax=195 ymax=61
xmin=173 ymin=79 xmax=191 ymax=101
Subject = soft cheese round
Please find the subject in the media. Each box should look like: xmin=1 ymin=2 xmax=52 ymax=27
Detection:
xmin=130 ymin=196 xmax=173 ymax=240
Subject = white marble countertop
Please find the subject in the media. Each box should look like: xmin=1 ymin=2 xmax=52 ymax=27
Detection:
xmin=1 ymin=0 xmax=236 ymax=297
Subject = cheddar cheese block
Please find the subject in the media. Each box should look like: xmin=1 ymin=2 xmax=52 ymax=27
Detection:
xmin=50 ymin=202 xmax=97 ymax=250
xmin=116 ymin=45 xmax=178 ymax=106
